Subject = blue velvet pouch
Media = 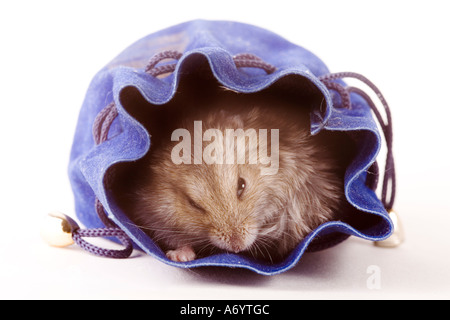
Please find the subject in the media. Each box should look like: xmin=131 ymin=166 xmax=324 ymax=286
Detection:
xmin=68 ymin=20 xmax=395 ymax=275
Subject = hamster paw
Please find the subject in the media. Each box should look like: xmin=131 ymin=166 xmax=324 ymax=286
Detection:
xmin=166 ymin=246 xmax=196 ymax=262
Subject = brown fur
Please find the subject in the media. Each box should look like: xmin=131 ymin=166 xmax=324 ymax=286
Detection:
xmin=118 ymin=88 xmax=349 ymax=262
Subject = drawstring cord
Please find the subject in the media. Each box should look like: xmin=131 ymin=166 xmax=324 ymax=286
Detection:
xmin=317 ymin=72 xmax=396 ymax=211
xmin=69 ymin=106 xmax=132 ymax=258
xmin=53 ymin=50 xmax=398 ymax=258
xmin=71 ymin=199 xmax=133 ymax=258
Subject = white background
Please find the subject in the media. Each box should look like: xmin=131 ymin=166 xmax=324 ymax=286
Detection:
xmin=1 ymin=0 xmax=449 ymax=299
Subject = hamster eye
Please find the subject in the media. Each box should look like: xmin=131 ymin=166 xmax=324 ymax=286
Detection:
xmin=187 ymin=197 xmax=206 ymax=214
xmin=237 ymin=177 xmax=246 ymax=198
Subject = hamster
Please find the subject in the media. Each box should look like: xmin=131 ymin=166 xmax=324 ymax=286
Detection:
xmin=117 ymin=84 xmax=351 ymax=263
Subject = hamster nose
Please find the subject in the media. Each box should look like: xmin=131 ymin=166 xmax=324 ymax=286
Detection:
xmin=229 ymin=233 xmax=245 ymax=253
xmin=210 ymin=227 xmax=255 ymax=253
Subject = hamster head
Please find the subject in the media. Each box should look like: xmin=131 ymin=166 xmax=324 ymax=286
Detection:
xmin=132 ymin=108 xmax=281 ymax=255
xmin=126 ymin=103 xmax=346 ymax=262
